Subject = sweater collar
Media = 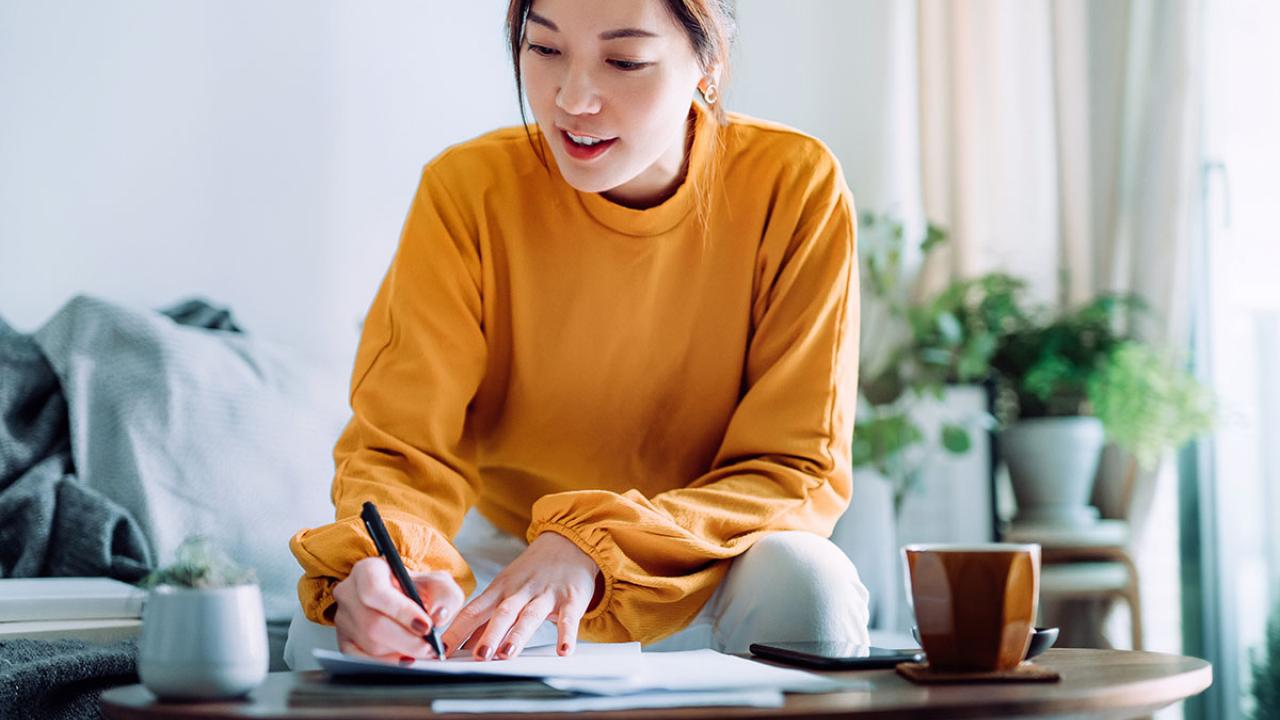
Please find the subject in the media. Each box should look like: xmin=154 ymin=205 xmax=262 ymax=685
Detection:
xmin=546 ymin=101 xmax=715 ymax=238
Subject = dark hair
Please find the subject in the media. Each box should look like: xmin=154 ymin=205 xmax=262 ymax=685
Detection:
xmin=504 ymin=0 xmax=737 ymax=169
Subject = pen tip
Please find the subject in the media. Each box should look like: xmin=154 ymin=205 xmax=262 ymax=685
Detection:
xmin=427 ymin=635 xmax=446 ymax=661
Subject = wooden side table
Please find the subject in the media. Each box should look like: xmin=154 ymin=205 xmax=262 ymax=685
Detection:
xmin=101 ymin=648 xmax=1211 ymax=719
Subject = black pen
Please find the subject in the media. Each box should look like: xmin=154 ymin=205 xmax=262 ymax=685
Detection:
xmin=360 ymin=501 xmax=447 ymax=662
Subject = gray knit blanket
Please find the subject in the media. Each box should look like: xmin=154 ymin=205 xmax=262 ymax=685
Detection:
xmin=0 ymin=639 xmax=137 ymax=720
xmin=0 ymin=300 xmax=240 ymax=579
xmin=0 ymin=314 xmax=150 ymax=580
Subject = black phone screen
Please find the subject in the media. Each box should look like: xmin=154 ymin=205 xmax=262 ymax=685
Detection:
xmin=748 ymin=641 xmax=924 ymax=670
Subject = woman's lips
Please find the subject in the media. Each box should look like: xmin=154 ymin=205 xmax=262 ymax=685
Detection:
xmin=561 ymin=130 xmax=618 ymax=161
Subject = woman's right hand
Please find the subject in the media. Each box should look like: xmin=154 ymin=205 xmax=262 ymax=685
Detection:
xmin=331 ymin=556 xmax=466 ymax=661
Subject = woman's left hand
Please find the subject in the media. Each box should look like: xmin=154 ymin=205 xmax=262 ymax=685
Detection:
xmin=440 ymin=531 xmax=600 ymax=660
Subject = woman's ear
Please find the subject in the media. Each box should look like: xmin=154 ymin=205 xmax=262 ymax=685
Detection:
xmin=698 ymin=63 xmax=723 ymax=94
xmin=698 ymin=63 xmax=723 ymax=104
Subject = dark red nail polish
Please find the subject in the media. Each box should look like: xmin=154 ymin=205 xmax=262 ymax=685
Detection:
xmin=499 ymin=642 xmax=514 ymax=657
xmin=399 ymin=656 xmax=415 ymax=665
xmin=560 ymin=642 xmax=570 ymax=654
xmin=411 ymin=617 xmax=429 ymax=633
xmin=477 ymin=644 xmax=491 ymax=660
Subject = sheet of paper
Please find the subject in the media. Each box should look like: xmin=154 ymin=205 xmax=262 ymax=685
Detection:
xmin=431 ymin=688 xmax=785 ymax=714
xmin=546 ymin=649 xmax=860 ymax=695
xmin=313 ymin=641 xmax=643 ymax=680
xmin=316 ymin=644 xmax=861 ymax=699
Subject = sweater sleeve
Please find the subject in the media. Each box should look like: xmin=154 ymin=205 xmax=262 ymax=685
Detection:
xmin=527 ymin=173 xmax=860 ymax=644
xmin=289 ymin=165 xmax=485 ymax=625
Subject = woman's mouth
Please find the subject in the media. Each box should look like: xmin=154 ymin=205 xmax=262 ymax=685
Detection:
xmin=560 ymin=130 xmax=618 ymax=161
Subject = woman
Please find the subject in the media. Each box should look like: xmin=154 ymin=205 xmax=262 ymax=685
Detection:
xmin=285 ymin=0 xmax=869 ymax=669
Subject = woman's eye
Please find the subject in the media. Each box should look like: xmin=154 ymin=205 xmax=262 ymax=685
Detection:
xmin=609 ymin=59 xmax=650 ymax=71
xmin=527 ymin=43 xmax=558 ymax=57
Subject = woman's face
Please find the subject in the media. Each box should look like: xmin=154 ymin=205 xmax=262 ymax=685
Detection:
xmin=520 ymin=0 xmax=708 ymax=206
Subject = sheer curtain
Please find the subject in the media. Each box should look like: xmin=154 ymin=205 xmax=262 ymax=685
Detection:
xmin=909 ymin=0 xmax=1204 ymax=662
xmin=914 ymin=0 xmax=1202 ymax=339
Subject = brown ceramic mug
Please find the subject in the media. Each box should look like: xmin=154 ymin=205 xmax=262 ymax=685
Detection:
xmin=902 ymin=543 xmax=1041 ymax=672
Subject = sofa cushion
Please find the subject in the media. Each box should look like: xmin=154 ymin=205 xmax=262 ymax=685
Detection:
xmin=33 ymin=296 xmax=347 ymax=620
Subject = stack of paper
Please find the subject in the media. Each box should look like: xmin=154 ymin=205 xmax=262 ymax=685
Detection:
xmin=313 ymin=642 xmax=861 ymax=713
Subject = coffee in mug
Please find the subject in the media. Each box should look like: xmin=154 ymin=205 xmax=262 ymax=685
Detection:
xmin=902 ymin=543 xmax=1041 ymax=672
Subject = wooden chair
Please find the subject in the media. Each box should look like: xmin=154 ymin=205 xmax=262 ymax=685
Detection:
xmin=1001 ymin=448 xmax=1147 ymax=650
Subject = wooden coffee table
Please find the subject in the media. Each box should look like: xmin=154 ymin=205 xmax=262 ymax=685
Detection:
xmin=100 ymin=648 xmax=1211 ymax=719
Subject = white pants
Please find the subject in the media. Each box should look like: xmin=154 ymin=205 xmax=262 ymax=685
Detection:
xmin=284 ymin=509 xmax=870 ymax=670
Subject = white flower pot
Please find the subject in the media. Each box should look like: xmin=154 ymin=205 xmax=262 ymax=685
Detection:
xmin=138 ymin=584 xmax=268 ymax=700
xmin=999 ymin=416 xmax=1104 ymax=528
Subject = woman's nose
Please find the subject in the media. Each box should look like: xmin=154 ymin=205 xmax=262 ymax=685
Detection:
xmin=555 ymin=64 xmax=602 ymax=116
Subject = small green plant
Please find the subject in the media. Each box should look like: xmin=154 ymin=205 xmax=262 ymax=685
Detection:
xmin=140 ymin=536 xmax=256 ymax=589
xmin=990 ymin=294 xmax=1141 ymax=419
xmin=1251 ymin=605 xmax=1280 ymax=720
xmin=989 ymin=294 xmax=1214 ymax=468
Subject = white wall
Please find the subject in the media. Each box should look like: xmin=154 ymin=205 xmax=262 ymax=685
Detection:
xmin=0 ymin=1 xmax=520 ymax=365
xmin=729 ymin=0 xmax=920 ymax=216
xmin=0 ymin=0 xmax=915 ymax=366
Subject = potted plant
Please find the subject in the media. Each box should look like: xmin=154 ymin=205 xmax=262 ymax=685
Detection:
xmin=137 ymin=536 xmax=268 ymax=700
xmin=989 ymin=294 xmax=1214 ymax=528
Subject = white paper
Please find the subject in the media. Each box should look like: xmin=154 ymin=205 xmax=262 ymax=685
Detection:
xmin=313 ymin=641 xmax=643 ymax=680
xmin=546 ymin=650 xmax=858 ymax=696
xmin=315 ymin=645 xmax=860 ymax=700
xmin=432 ymin=688 xmax=785 ymax=714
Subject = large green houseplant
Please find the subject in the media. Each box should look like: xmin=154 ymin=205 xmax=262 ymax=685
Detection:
xmin=990 ymin=292 xmax=1214 ymax=527
xmin=853 ymin=212 xmax=1021 ymax=513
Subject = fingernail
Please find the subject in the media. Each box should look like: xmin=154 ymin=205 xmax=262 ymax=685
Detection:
xmin=477 ymin=644 xmax=492 ymax=661
xmin=559 ymin=642 xmax=570 ymax=655
xmin=433 ymin=606 xmax=450 ymax=624
xmin=499 ymin=642 xmax=514 ymax=658
xmin=411 ymin=617 xmax=429 ymax=633
xmin=399 ymin=656 xmax=415 ymax=665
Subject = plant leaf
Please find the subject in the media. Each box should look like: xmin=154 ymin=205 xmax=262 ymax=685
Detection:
xmin=941 ymin=424 xmax=972 ymax=454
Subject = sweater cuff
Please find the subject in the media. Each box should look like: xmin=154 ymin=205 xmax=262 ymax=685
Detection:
xmin=297 ymin=575 xmax=340 ymax=625
xmin=289 ymin=511 xmax=476 ymax=625
xmin=526 ymin=519 xmax=615 ymax=623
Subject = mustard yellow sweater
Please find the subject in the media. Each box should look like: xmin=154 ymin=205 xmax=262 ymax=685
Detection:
xmin=289 ymin=102 xmax=860 ymax=645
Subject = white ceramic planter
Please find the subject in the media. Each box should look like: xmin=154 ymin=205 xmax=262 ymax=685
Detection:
xmin=138 ymin=584 xmax=268 ymax=700
xmin=999 ymin=416 xmax=1104 ymax=528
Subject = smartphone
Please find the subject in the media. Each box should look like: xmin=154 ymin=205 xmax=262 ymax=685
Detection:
xmin=748 ymin=641 xmax=924 ymax=670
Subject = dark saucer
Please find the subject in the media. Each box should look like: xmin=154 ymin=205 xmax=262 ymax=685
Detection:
xmin=910 ymin=626 xmax=1060 ymax=660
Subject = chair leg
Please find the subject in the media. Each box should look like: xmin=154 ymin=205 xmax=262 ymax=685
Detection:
xmin=1126 ymin=583 xmax=1144 ymax=651
xmin=1118 ymin=553 xmax=1144 ymax=651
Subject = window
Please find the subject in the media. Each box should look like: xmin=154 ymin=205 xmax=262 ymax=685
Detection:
xmin=1195 ymin=1 xmax=1280 ymax=717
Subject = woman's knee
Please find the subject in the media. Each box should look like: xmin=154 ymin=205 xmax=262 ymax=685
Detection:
xmin=283 ymin=607 xmax=339 ymax=671
xmin=712 ymin=532 xmax=870 ymax=652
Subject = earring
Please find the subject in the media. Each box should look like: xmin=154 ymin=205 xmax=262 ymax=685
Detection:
xmin=701 ymin=82 xmax=719 ymax=105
